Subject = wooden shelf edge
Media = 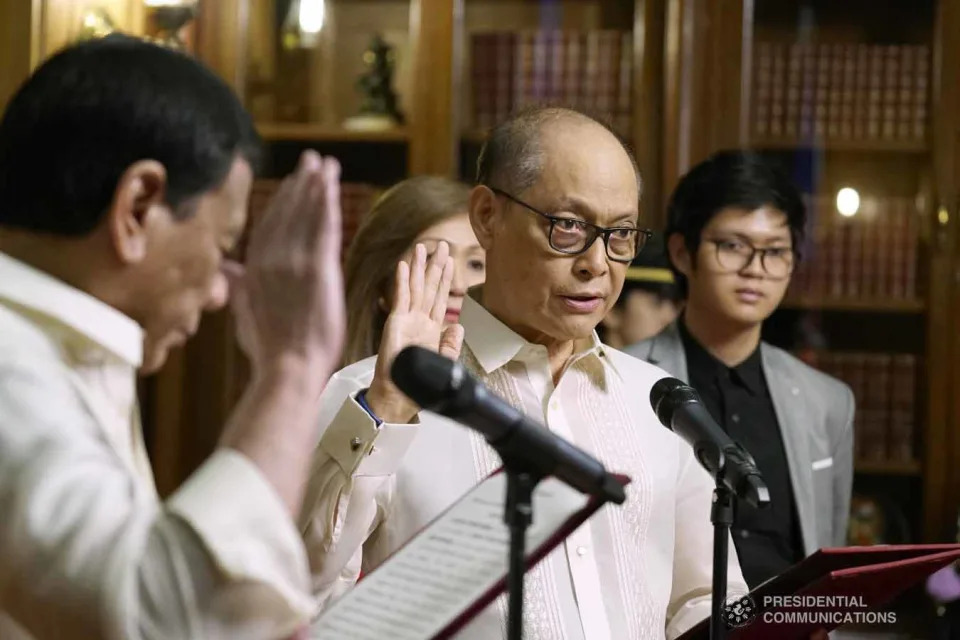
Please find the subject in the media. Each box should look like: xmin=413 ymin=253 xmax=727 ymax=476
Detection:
xmin=461 ymin=129 xmax=488 ymax=144
xmin=750 ymin=137 xmax=929 ymax=154
xmin=854 ymin=459 xmax=923 ymax=476
xmin=257 ymin=122 xmax=410 ymax=143
xmin=781 ymin=296 xmax=927 ymax=313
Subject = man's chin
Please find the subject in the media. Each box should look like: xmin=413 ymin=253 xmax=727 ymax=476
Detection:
xmin=725 ymin=305 xmax=771 ymax=328
xmin=553 ymin=315 xmax=603 ymax=342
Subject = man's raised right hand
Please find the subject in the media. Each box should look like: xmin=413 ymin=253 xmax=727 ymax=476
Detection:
xmin=230 ymin=150 xmax=346 ymax=388
xmin=365 ymin=241 xmax=464 ymax=424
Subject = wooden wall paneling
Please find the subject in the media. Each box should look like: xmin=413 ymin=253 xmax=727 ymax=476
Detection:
xmin=661 ymin=0 xmax=684 ymax=204
xmin=708 ymin=0 xmax=750 ymax=152
xmin=145 ymin=349 xmax=185 ymax=498
xmin=661 ymin=0 xmax=749 ymax=202
xmin=927 ymin=0 xmax=960 ymax=542
xmin=408 ymin=0 xmax=457 ymax=176
xmin=0 ymin=0 xmax=38 ymax=112
xmin=243 ymin=0 xmax=278 ymax=121
xmin=195 ymin=0 xmax=248 ymax=92
xmin=633 ymin=0 xmax=667 ymax=230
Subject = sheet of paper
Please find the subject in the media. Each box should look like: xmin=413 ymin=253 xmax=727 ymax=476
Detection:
xmin=310 ymin=474 xmax=591 ymax=640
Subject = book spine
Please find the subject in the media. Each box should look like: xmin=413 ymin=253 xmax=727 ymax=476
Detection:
xmin=617 ymin=31 xmax=633 ymax=138
xmin=813 ymin=43 xmax=829 ymax=139
xmin=754 ymin=42 xmax=773 ymax=139
xmin=853 ymin=44 xmax=871 ymax=141
xmin=495 ymin=32 xmax=516 ymax=125
xmin=888 ymin=354 xmax=917 ymax=462
xmin=914 ymin=45 xmax=930 ymax=141
xmin=770 ymin=43 xmax=787 ymax=138
xmin=867 ymin=45 xmax=884 ymax=141
xmin=840 ymin=43 xmax=857 ymax=140
xmin=881 ymin=45 xmax=900 ymax=140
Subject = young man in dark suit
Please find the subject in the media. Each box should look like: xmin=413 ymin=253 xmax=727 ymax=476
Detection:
xmin=626 ymin=150 xmax=855 ymax=589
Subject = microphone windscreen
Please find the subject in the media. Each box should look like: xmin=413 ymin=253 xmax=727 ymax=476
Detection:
xmin=649 ymin=377 xmax=699 ymax=426
xmin=390 ymin=346 xmax=457 ymax=410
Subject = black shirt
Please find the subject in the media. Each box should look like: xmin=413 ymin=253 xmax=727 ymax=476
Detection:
xmin=678 ymin=320 xmax=805 ymax=588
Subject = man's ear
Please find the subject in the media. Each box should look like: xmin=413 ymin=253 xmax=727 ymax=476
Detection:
xmin=468 ymin=185 xmax=499 ymax=251
xmin=106 ymin=160 xmax=168 ymax=265
xmin=667 ymin=232 xmax=693 ymax=278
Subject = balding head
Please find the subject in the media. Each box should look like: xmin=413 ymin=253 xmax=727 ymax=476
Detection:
xmin=476 ymin=107 xmax=642 ymax=196
xmin=468 ymin=106 xmax=645 ymax=348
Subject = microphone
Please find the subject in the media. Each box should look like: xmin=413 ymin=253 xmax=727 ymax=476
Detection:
xmin=390 ymin=346 xmax=626 ymax=504
xmin=650 ymin=377 xmax=770 ymax=509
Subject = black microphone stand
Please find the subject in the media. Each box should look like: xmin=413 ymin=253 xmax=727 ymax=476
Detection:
xmin=502 ymin=464 xmax=540 ymax=640
xmin=696 ymin=443 xmax=769 ymax=640
xmin=711 ymin=480 xmax=735 ymax=640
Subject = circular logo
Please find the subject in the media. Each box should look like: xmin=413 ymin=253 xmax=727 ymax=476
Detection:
xmin=722 ymin=593 xmax=758 ymax=629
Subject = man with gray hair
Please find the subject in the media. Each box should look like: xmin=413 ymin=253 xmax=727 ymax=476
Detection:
xmin=299 ymin=107 xmax=749 ymax=638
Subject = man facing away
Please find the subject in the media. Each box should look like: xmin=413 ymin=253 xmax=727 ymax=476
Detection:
xmin=298 ymin=107 xmax=750 ymax=639
xmin=0 ymin=36 xmax=346 ymax=639
xmin=600 ymin=232 xmax=683 ymax=348
xmin=626 ymin=150 xmax=855 ymax=589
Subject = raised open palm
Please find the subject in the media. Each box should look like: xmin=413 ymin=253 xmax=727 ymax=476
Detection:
xmin=366 ymin=241 xmax=465 ymax=423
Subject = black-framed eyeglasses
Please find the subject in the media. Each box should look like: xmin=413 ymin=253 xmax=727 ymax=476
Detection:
xmin=705 ymin=237 xmax=795 ymax=278
xmin=489 ymin=187 xmax=651 ymax=263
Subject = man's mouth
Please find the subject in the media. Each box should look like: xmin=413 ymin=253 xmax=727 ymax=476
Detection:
xmin=559 ymin=294 xmax=604 ymax=313
xmin=735 ymin=288 xmax=764 ymax=304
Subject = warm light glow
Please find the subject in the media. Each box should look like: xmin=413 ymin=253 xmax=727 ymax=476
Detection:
xmin=143 ymin=0 xmax=189 ymax=6
xmin=836 ymin=187 xmax=860 ymax=217
xmin=299 ymin=0 xmax=325 ymax=34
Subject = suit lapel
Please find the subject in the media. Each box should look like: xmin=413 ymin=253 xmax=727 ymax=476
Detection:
xmin=761 ymin=344 xmax=817 ymax=555
xmin=646 ymin=322 xmax=690 ymax=383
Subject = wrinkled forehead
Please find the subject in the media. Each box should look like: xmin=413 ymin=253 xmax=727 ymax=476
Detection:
xmin=528 ymin=126 xmax=640 ymax=222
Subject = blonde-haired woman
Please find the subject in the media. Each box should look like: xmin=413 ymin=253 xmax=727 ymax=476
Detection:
xmin=298 ymin=178 xmax=482 ymax=575
xmin=341 ymin=175 xmax=486 ymax=366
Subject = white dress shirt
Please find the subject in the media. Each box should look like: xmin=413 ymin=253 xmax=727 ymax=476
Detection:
xmin=0 ymin=251 xmax=314 ymax=640
xmin=301 ymin=293 xmax=748 ymax=639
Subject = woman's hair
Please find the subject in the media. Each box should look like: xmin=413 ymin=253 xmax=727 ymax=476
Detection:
xmin=342 ymin=175 xmax=473 ymax=366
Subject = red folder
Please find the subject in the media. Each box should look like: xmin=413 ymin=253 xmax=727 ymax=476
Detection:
xmin=309 ymin=471 xmax=630 ymax=640
xmin=678 ymin=544 xmax=960 ymax=639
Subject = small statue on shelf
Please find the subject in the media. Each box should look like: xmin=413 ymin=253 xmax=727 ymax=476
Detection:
xmin=77 ymin=8 xmax=117 ymax=41
xmin=344 ymin=33 xmax=405 ymax=131
xmin=143 ymin=1 xmax=198 ymax=52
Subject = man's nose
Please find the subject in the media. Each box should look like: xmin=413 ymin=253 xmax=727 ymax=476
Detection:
xmin=576 ymin=235 xmax=610 ymax=276
xmin=740 ymin=250 xmax=765 ymax=277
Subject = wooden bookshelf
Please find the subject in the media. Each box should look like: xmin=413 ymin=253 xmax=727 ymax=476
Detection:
xmin=751 ymin=137 xmax=930 ymax=154
xmin=7 ymin=0 xmax=959 ymax=563
xmin=257 ymin=122 xmax=410 ymax=143
xmin=780 ymin=296 xmax=927 ymax=313
xmin=855 ymin=459 xmax=923 ymax=476
xmin=636 ymin=0 xmax=955 ymax=562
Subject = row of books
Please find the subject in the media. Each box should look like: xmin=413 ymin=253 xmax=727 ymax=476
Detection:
xmin=752 ymin=42 xmax=930 ymax=144
xmin=247 ymin=180 xmax=380 ymax=260
xmin=469 ymin=30 xmax=632 ymax=137
xmin=789 ymin=196 xmax=918 ymax=300
xmin=806 ymin=351 xmax=917 ymax=464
